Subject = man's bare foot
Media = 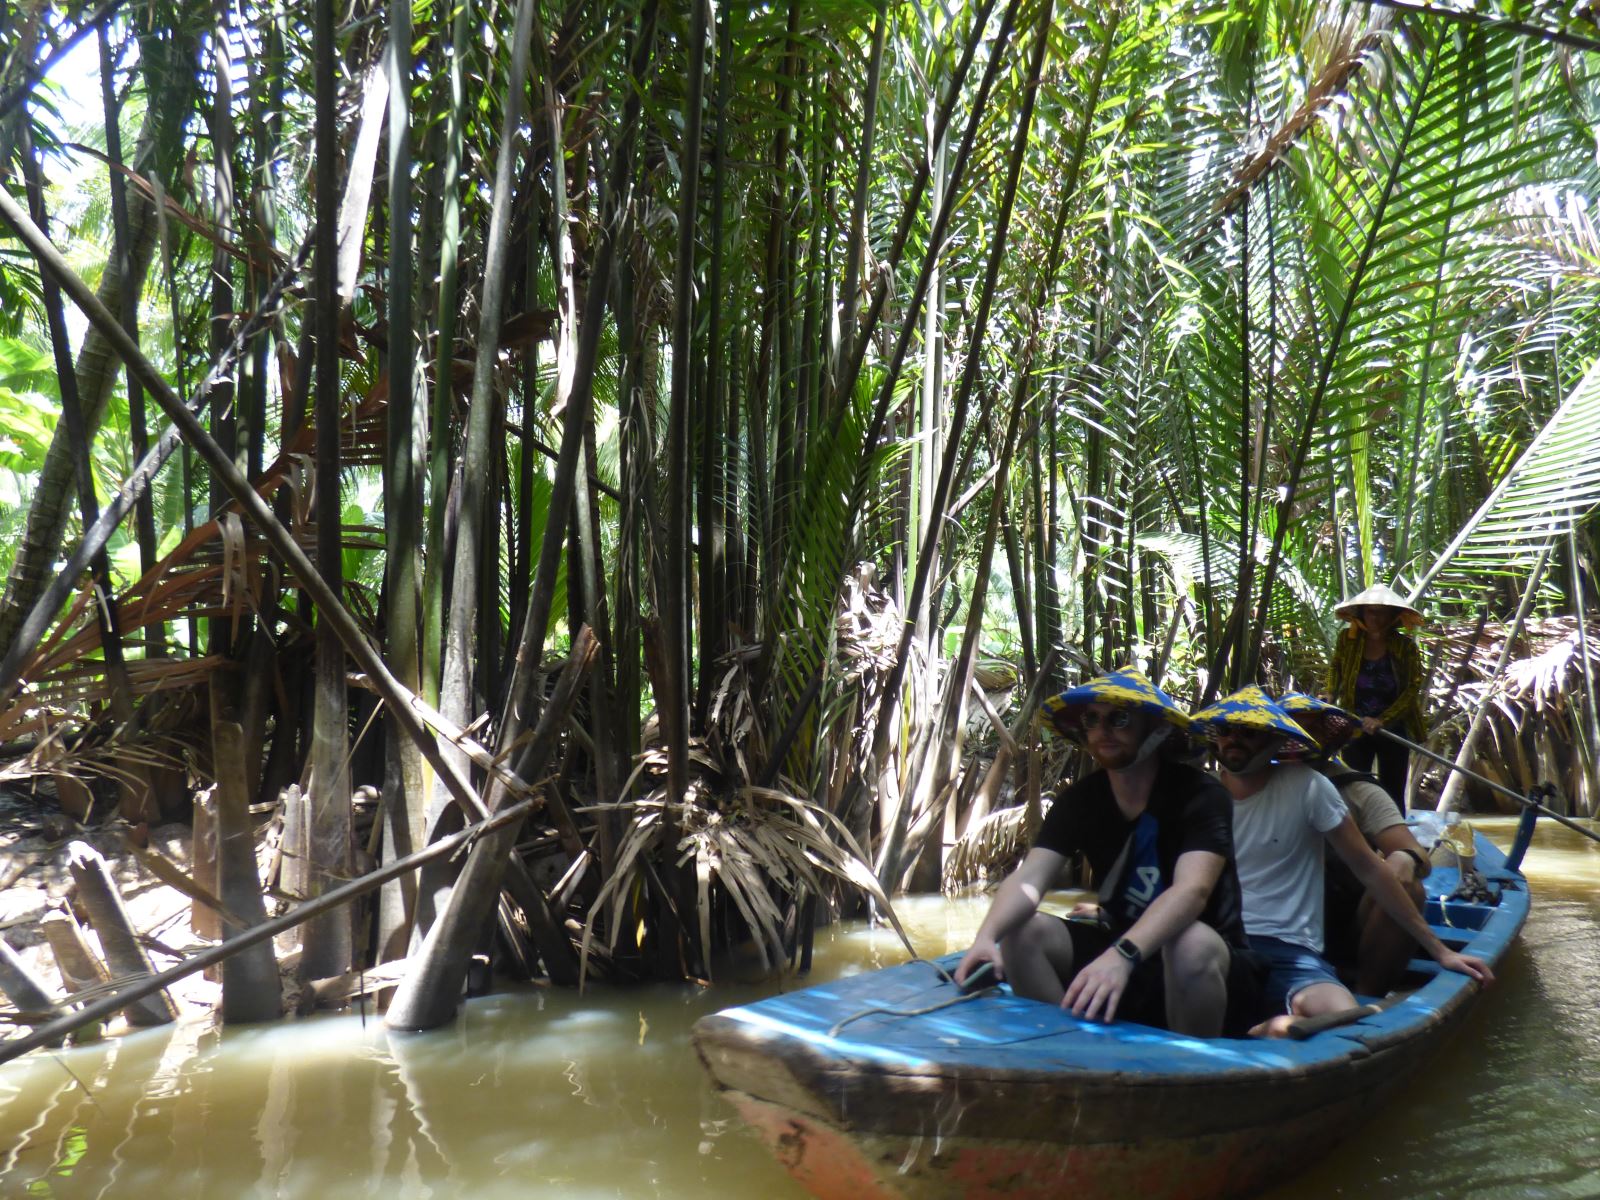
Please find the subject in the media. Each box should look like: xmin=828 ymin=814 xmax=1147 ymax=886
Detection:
xmin=1248 ymin=1014 xmax=1297 ymax=1038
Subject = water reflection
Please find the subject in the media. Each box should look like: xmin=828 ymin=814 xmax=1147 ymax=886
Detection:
xmin=0 ymin=819 xmax=1594 ymax=1198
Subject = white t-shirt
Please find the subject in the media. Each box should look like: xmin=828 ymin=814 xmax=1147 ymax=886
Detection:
xmin=1231 ymin=764 xmax=1349 ymax=953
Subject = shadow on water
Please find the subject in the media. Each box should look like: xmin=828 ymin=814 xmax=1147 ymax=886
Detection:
xmin=0 ymin=818 xmax=1594 ymax=1198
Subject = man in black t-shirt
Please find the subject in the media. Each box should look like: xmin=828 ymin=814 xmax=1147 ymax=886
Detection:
xmin=954 ymin=668 xmax=1258 ymax=1037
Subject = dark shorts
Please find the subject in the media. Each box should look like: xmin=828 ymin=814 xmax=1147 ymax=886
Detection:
xmin=1055 ymin=917 xmax=1265 ymax=1038
xmin=1323 ymin=865 xmax=1366 ymax=973
xmin=1249 ymin=934 xmax=1345 ymax=1015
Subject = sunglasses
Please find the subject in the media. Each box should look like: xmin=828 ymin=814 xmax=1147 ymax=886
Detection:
xmin=1080 ymin=709 xmax=1134 ymax=732
xmin=1214 ymin=725 xmax=1268 ymax=743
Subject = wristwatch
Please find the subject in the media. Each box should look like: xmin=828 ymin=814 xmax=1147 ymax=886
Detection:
xmin=1113 ymin=937 xmax=1143 ymax=966
xmin=1391 ymin=846 xmax=1431 ymax=878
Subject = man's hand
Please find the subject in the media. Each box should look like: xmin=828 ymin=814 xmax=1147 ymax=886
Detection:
xmin=1361 ymin=716 xmax=1383 ymax=735
xmin=955 ymin=938 xmax=1004 ymax=987
xmin=1438 ymin=949 xmax=1495 ymax=987
xmin=1068 ymin=902 xmax=1104 ymax=921
xmin=1062 ymin=949 xmax=1135 ymax=1023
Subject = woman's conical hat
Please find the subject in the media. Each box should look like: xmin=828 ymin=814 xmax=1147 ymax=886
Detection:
xmin=1334 ymin=583 xmax=1424 ymax=627
xmin=1041 ymin=667 xmax=1190 ymax=740
xmin=1189 ymin=686 xmax=1318 ymax=759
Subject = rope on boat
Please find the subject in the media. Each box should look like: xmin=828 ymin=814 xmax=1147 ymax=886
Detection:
xmin=827 ymin=961 xmax=999 ymax=1039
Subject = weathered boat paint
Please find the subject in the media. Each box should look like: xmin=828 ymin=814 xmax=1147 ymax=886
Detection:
xmin=693 ymin=830 xmax=1528 ymax=1200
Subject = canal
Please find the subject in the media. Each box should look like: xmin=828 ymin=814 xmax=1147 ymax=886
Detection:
xmin=1 ymin=816 xmax=1595 ymax=1198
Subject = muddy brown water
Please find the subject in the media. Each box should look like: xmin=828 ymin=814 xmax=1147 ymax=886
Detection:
xmin=1 ymin=817 xmax=1596 ymax=1199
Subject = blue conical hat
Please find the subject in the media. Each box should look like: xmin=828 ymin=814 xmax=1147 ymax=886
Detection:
xmin=1190 ymin=686 xmax=1317 ymax=758
xmin=1041 ymin=667 xmax=1190 ymax=740
xmin=1275 ymin=692 xmax=1361 ymax=758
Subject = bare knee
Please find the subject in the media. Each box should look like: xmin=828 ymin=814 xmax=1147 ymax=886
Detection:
xmin=1162 ymin=922 xmax=1227 ymax=984
xmin=1290 ymin=980 xmax=1357 ymax=1018
xmin=1004 ymin=915 xmax=1068 ymax=966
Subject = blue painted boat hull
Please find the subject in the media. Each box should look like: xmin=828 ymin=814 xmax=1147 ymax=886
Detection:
xmin=693 ymin=831 xmax=1529 ymax=1199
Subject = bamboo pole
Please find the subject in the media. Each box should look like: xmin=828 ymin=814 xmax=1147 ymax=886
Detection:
xmin=1437 ymin=542 xmax=1552 ymax=814
xmin=1369 ymin=723 xmax=1600 ymax=845
xmin=1569 ymin=523 xmax=1600 ymax=813
xmin=0 ymin=796 xmax=538 ymax=1067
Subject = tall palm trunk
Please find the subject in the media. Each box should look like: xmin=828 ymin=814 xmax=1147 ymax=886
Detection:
xmin=0 ymin=106 xmax=164 ymax=658
xmin=435 ymin=0 xmax=537 ymax=816
xmin=875 ymin=0 xmax=1047 ymax=887
xmin=302 ymin=0 xmax=353 ymax=980
xmin=19 ymin=121 xmax=152 ymax=822
xmin=379 ymin=2 xmax=427 ymax=961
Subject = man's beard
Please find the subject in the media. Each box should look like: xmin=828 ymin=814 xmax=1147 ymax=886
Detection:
xmin=1092 ymin=723 xmax=1169 ymax=771
xmin=1090 ymin=741 xmax=1140 ymax=770
xmin=1216 ymin=744 xmax=1255 ymax=773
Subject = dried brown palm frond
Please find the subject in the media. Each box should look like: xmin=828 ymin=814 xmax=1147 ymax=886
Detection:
xmin=0 ymin=382 xmax=398 ymax=795
xmin=576 ymin=771 xmax=913 ymax=987
xmin=1417 ymin=616 xmax=1600 ymax=815
xmin=942 ymin=797 xmax=1046 ymax=893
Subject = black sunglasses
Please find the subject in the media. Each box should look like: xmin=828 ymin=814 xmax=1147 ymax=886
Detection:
xmin=1080 ymin=709 xmax=1134 ymax=731
xmin=1214 ymin=724 xmax=1268 ymax=742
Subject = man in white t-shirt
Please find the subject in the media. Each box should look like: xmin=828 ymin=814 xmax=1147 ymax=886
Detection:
xmin=1190 ymin=688 xmax=1492 ymax=1037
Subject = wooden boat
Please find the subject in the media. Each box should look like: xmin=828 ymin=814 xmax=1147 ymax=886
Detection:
xmin=692 ymin=818 xmax=1533 ymax=1200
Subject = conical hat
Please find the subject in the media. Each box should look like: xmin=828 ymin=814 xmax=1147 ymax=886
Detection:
xmin=1189 ymin=686 xmax=1318 ymax=759
xmin=1334 ymin=583 xmax=1424 ymax=627
xmin=1275 ymin=692 xmax=1360 ymax=757
xmin=1041 ymin=667 xmax=1190 ymax=740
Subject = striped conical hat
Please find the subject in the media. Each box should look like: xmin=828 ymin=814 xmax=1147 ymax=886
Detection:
xmin=1334 ymin=583 xmax=1424 ymax=627
xmin=1041 ymin=667 xmax=1190 ymax=740
xmin=1275 ymin=692 xmax=1361 ymax=758
xmin=1189 ymin=686 xmax=1317 ymax=758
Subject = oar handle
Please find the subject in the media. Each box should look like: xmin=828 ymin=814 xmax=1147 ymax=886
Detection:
xmin=1285 ymin=1003 xmax=1382 ymax=1040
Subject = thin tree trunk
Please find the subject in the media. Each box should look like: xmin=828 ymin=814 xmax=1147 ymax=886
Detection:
xmin=18 ymin=122 xmax=154 ymax=822
xmin=0 ymin=105 xmax=164 ymax=658
xmin=386 ymin=630 xmax=596 ymax=1031
xmin=302 ymin=0 xmax=353 ymax=981
xmin=422 ymin=0 xmax=474 ymax=708
xmin=1438 ymin=542 xmax=1552 ymax=813
xmin=436 ymin=0 xmax=537 ymax=809
xmin=380 ymin=7 xmax=427 ymax=963
xmin=210 ymin=712 xmax=282 ymax=1022
xmin=873 ymin=0 xmax=1048 ymax=885
xmin=207 ymin=12 xmax=239 ymax=661
xmin=98 ymin=24 xmax=158 ymax=599
xmin=663 ymin=0 xmax=712 ymax=974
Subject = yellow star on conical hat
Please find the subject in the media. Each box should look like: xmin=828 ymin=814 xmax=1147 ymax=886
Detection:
xmin=1041 ymin=667 xmax=1190 ymax=740
xmin=1190 ymin=686 xmax=1318 ymax=758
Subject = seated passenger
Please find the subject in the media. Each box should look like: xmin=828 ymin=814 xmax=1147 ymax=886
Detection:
xmin=1189 ymin=687 xmax=1492 ymax=1038
xmin=1279 ymin=691 xmax=1430 ymax=996
xmin=954 ymin=668 xmax=1260 ymax=1038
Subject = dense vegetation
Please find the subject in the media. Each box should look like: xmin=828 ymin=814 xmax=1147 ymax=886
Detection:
xmin=3 ymin=0 xmax=1600 ymax=1011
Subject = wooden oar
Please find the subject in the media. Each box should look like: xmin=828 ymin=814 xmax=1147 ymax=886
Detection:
xmin=1284 ymin=991 xmax=1413 ymax=1040
xmin=1284 ymin=1002 xmax=1384 ymax=1041
xmin=1331 ymin=706 xmax=1600 ymax=848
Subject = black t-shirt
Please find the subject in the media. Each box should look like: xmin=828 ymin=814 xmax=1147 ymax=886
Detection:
xmin=1034 ymin=759 xmax=1248 ymax=948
